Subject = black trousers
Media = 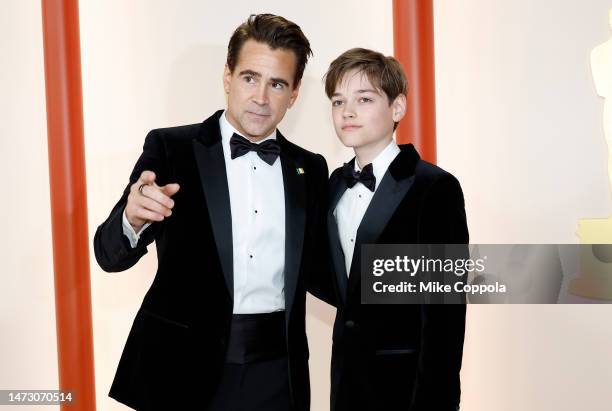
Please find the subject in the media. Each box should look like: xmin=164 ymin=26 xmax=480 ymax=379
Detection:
xmin=207 ymin=356 xmax=292 ymax=411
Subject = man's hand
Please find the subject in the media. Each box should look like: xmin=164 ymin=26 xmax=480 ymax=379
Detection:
xmin=125 ymin=170 xmax=180 ymax=232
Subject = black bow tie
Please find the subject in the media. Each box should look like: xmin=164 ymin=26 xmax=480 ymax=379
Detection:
xmin=342 ymin=162 xmax=376 ymax=192
xmin=230 ymin=133 xmax=281 ymax=165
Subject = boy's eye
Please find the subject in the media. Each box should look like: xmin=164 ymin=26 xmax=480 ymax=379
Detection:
xmin=332 ymin=100 xmax=343 ymax=107
xmin=359 ymin=97 xmax=373 ymax=103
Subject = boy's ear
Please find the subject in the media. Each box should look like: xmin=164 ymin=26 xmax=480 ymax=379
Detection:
xmin=391 ymin=94 xmax=407 ymax=123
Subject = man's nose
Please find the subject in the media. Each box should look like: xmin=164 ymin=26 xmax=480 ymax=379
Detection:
xmin=253 ymin=83 xmax=269 ymax=105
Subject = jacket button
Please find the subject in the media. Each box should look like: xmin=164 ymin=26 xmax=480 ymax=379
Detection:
xmin=345 ymin=320 xmax=356 ymax=329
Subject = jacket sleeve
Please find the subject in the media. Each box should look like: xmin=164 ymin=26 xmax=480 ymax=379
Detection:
xmin=410 ymin=174 xmax=469 ymax=411
xmin=306 ymin=154 xmax=337 ymax=307
xmin=93 ymin=129 xmax=169 ymax=272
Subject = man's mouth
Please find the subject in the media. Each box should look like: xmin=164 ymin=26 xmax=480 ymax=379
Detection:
xmin=247 ymin=111 xmax=271 ymax=118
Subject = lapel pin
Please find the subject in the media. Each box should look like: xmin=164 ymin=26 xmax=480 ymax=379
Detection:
xmin=296 ymin=167 xmax=305 ymax=175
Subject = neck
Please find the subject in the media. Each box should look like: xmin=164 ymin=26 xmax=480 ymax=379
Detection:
xmin=354 ymin=135 xmax=393 ymax=169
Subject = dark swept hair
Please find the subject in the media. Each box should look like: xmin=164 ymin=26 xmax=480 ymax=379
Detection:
xmin=324 ymin=48 xmax=408 ymax=130
xmin=324 ymin=48 xmax=408 ymax=104
xmin=226 ymin=14 xmax=313 ymax=89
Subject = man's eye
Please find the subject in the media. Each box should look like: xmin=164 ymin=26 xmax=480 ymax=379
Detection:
xmin=332 ymin=100 xmax=343 ymax=107
xmin=272 ymin=82 xmax=284 ymax=90
xmin=244 ymin=76 xmax=255 ymax=83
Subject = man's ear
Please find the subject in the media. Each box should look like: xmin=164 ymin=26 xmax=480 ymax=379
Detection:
xmin=223 ymin=64 xmax=232 ymax=94
xmin=288 ymin=80 xmax=301 ymax=109
xmin=391 ymin=94 xmax=407 ymax=123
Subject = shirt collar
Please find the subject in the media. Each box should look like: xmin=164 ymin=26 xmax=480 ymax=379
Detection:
xmin=354 ymin=139 xmax=401 ymax=184
xmin=219 ymin=110 xmax=277 ymax=147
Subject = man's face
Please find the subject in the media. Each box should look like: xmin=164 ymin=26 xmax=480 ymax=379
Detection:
xmin=224 ymin=39 xmax=300 ymax=141
xmin=330 ymin=69 xmax=404 ymax=151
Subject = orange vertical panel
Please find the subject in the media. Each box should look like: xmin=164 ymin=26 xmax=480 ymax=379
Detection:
xmin=40 ymin=0 xmax=97 ymax=409
xmin=393 ymin=0 xmax=437 ymax=164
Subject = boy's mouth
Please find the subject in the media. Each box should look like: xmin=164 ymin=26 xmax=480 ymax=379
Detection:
xmin=342 ymin=124 xmax=362 ymax=131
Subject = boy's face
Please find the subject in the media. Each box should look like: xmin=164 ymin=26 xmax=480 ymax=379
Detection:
xmin=330 ymin=69 xmax=405 ymax=151
xmin=224 ymin=39 xmax=300 ymax=141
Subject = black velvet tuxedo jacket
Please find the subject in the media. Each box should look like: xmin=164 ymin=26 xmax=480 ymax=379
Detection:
xmin=93 ymin=110 xmax=330 ymax=411
xmin=327 ymin=144 xmax=469 ymax=411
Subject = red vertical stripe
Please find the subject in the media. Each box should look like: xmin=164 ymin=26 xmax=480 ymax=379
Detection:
xmin=40 ymin=0 xmax=96 ymax=409
xmin=393 ymin=0 xmax=437 ymax=164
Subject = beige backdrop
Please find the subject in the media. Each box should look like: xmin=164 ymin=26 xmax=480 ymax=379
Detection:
xmin=2 ymin=1 xmax=612 ymax=410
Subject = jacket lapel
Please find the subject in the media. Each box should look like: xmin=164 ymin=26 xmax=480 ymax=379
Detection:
xmin=347 ymin=144 xmax=421 ymax=298
xmin=277 ymin=133 xmax=306 ymax=323
xmin=193 ymin=110 xmax=234 ymax=301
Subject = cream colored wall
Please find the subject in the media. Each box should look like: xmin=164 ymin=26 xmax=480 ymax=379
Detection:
xmin=3 ymin=1 xmax=612 ymax=410
xmin=435 ymin=1 xmax=612 ymax=410
xmin=0 ymin=2 xmax=58 ymax=411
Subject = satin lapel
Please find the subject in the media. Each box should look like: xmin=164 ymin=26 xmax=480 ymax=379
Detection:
xmin=327 ymin=171 xmax=349 ymax=304
xmin=192 ymin=111 xmax=234 ymax=301
xmin=347 ymin=171 xmax=416 ymax=298
xmin=278 ymin=138 xmax=306 ymax=323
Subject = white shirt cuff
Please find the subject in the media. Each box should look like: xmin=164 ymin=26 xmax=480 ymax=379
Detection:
xmin=122 ymin=209 xmax=151 ymax=248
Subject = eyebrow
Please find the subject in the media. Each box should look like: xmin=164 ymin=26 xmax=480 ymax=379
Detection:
xmin=238 ymin=70 xmax=290 ymax=87
xmin=331 ymin=89 xmax=381 ymax=98
xmin=356 ymin=89 xmax=381 ymax=95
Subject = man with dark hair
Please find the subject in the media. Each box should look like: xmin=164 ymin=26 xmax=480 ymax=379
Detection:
xmin=324 ymin=48 xmax=468 ymax=411
xmin=94 ymin=14 xmax=331 ymax=411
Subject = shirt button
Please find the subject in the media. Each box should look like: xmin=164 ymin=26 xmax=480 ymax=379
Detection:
xmin=249 ymin=254 xmax=253 ymax=259
xmin=350 ymin=238 xmax=354 ymax=243
xmin=253 ymin=166 xmax=257 ymax=170
xmin=358 ymin=194 xmax=362 ymax=198
xmin=254 ymin=210 xmax=258 ymax=214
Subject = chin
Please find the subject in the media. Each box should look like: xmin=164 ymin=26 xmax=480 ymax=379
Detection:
xmin=339 ymin=134 xmax=366 ymax=149
xmin=246 ymin=126 xmax=271 ymax=139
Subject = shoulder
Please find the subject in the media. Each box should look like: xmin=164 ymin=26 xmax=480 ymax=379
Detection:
xmin=146 ymin=123 xmax=203 ymax=144
xmin=142 ymin=120 xmax=216 ymax=158
xmin=281 ymin=136 xmax=317 ymax=160
xmin=144 ymin=110 xmax=224 ymax=147
xmin=415 ymin=160 xmax=464 ymax=200
xmin=416 ymin=159 xmax=455 ymax=183
xmin=279 ymin=136 xmax=328 ymax=175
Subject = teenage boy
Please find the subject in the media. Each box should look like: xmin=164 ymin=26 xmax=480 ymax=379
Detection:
xmin=324 ymin=48 xmax=469 ymax=411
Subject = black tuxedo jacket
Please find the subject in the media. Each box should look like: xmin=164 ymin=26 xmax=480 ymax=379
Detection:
xmin=93 ymin=110 xmax=330 ymax=411
xmin=327 ymin=144 xmax=469 ymax=411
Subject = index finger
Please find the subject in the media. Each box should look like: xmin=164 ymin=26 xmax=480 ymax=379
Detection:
xmin=139 ymin=170 xmax=156 ymax=184
xmin=140 ymin=184 xmax=175 ymax=209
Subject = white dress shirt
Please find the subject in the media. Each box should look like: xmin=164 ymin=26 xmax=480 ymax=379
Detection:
xmin=333 ymin=140 xmax=400 ymax=276
xmin=122 ymin=111 xmax=286 ymax=314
